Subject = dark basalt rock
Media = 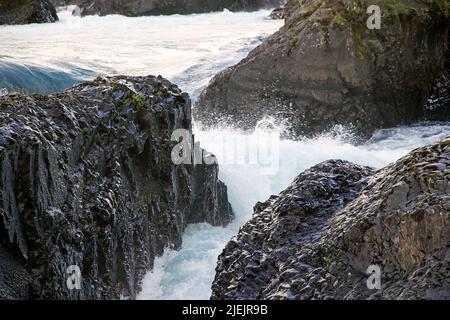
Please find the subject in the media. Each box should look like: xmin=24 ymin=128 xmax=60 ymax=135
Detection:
xmin=195 ymin=0 xmax=450 ymax=140
xmin=212 ymin=160 xmax=374 ymax=299
xmin=425 ymin=32 xmax=450 ymax=120
xmin=0 ymin=0 xmax=59 ymax=25
xmin=0 ymin=75 xmax=233 ymax=299
xmin=56 ymin=0 xmax=284 ymax=17
xmin=212 ymin=139 xmax=450 ymax=299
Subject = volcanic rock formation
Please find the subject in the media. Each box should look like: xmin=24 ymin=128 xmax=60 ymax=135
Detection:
xmin=50 ymin=0 xmax=284 ymax=16
xmin=213 ymin=139 xmax=450 ymax=299
xmin=0 ymin=0 xmax=58 ymax=25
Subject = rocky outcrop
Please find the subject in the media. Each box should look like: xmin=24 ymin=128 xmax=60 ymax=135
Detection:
xmin=55 ymin=0 xmax=284 ymax=16
xmin=0 ymin=0 xmax=58 ymax=25
xmin=0 ymin=75 xmax=233 ymax=299
xmin=195 ymin=0 xmax=450 ymax=139
xmin=213 ymin=139 xmax=450 ymax=299
xmin=267 ymin=6 xmax=285 ymax=20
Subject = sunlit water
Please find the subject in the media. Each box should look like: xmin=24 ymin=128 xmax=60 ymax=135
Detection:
xmin=1 ymin=7 xmax=449 ymax=300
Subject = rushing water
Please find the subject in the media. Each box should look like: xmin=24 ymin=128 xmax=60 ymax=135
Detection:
xmin=1 ymin=7 xmax=449 ymax=300
xmin=138 ymin=122 xmax=450 ymax=299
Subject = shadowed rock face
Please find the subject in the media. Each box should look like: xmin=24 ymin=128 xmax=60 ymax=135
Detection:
xmin=0 ymin=75 xmax=233 ymax=299
xmin=52 ymin=0 xmax=284 ymax=16
xmin=213 ymin=139 xmax=450 ymax=299
xmin=267 ymin=6 xmax=285 ymax=19
xmin=195 ymin=0 xmax=450 ymax=140
xmin=0 ymin=0 xmax=58 ymax=25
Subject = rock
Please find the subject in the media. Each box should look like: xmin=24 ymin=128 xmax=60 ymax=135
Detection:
xmin=0 ymin=0 xmax=59 ymax=25
xmin=195 ymin=0 xmax=450 ymax=140
xmin=212 ymin=139 xmax=450 ymax=299
xmin=48 ymin=0 xmax=68 ymax=6
xmin=0 ymin=88 xmax=8 ymax=97
xmin=56 ymin=0 xmax=284 ymax=17
xmin=267 ymin=6 xmax=284 ymax=20
xmin=0 ymin=75 xmax=233 ymax=299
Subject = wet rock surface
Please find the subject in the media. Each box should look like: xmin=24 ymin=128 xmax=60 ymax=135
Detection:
xmin=195 ymin=0 xmax=450 ymax=139
xmin=267 ymin=6 xmax=285 ymax=20
xmin=54 ymin=0 xmax=284 ymax=16
xmin=212 ymin=139 xmax=450 ymax=299
xmin=0 ymin=0 xmax=58 ymax=25
xmin=0 ymin=75 xmax=233 ymax=299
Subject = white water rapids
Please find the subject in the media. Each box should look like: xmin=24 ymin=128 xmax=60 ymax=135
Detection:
xmin=1 ymin=7 xmax=449 ymax=300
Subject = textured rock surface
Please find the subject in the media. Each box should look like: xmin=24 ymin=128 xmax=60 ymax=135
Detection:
xmin=213 ymin=139 xmax=450 ymax=299
xmin=0 ymin=0 xmax=58 ymax=25
xmin=53 ymin=0 xmax=284 ymax=16
xmin=426 ymin=32 xmax=450 ymax=120
xmin=0 ymin=75 xmax=233 ymax=299
xmin=195 ymin=0 xmax=450 ymax=139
